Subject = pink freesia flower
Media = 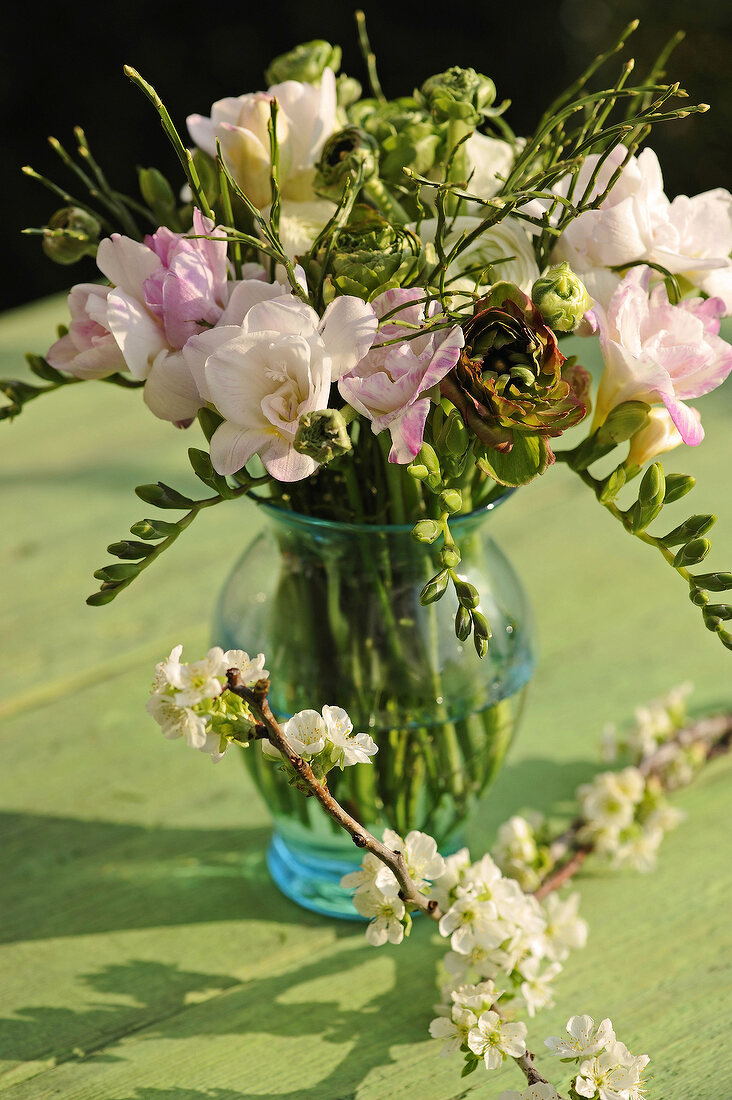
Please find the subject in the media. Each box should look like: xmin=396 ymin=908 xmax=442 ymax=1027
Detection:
xmin=338 ymin=289 xmax=465 ymax=463
xmin=46 ymin=283 xmax=127 ymax=378
xmin=593 ymin=267 xmax=732 ymax=446
xmin=47 ymin=212 xmax=275 ymax=427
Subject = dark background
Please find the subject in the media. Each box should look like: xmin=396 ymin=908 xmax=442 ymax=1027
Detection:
xmin=3 ymin=0 xmax=731 ymax=310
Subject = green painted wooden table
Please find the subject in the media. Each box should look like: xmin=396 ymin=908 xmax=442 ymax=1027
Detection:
xmin=1 ymin=295 xmax=731 ymax=1100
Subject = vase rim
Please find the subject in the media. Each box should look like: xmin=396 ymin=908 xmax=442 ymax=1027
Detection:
xmin=248 ymin=487 xmax=516 ymax=535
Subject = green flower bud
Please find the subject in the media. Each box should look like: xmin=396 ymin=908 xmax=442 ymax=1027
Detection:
xmin=440 ymin=546 xmax=461 ymax=568
xmin=471 ymin=609 xmax=492 ymax=640
xmin=531 ymin=262 xmax=593 ymax=333
xmin=455 ymin=605 xmax=472 ymax=641
xmin=337 ymin=74 xmax=362 ymax=108
xmin=41 ymin=207 xmax=100 ymax=264
xmin=454 ymin=579 xmax=480 ymax=609
xmin=138 ymin=166 xmax=181 ymax=230
xmin=412 ymin=519 xmax=442 ymax=544
xmin=315 ymin=127 xmax=381 ymax=201
xmin=439 ymin=488 xmax=462 ymax=514
xmin=293 ymin=409 xmax=352 ymax=463
xmin=662 ymin=473 xmax=696 ymax=503
xmin=673 ymin=537 xmax=711 ymax=568
xmin=661 ymin=513 xmax=716 ymax=547
xmin=417 ymin=67 xmax=497 ymax=124
xmin=265 ymin=40 xmax=341 ymax=85
xmin=420 ymin=569 xmax=449 ymax=605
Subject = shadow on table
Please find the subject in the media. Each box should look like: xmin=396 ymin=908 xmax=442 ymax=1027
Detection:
xmin=0 ymin=811 xmax=341 ymax=944
xmin=1 ymin=928 xmax=442 ymax=1100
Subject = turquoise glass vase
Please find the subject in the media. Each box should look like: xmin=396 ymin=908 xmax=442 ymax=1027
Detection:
xmin=213 ymin=495 xmax=536 ymax=918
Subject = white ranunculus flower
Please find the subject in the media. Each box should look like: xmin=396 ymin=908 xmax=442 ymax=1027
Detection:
xmin=187 ymin=69 xmax=338 ymax=208
xmin=465 ymin=131 xmax=518 ymax=200
xmin=417 ymin=215 xmax=539 ymax=297
xmin=204 ymin=295 xmax=377 ymax=481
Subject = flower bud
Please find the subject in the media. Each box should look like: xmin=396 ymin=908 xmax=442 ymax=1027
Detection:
xmin=315 ymin=127 xmax=380 ymax=201
xmin=417 ymin=67 xmax=496 ymax=124
xmin=412 ymin=519 xmax=442 ymax=544
xmin=531 ymin=262 xmax=592 ymax=333
xmin=439 ymin=488 xmax=462 ymax=514
xmin=337 ymin=74 xmax=362 ymax=108
xmin=265 ymin=40 xmax=341 ymax=85
xmin=673 ymin=537 xmax=711 ymax=568
xmin=440 ymin=546 xmax=461 ymax=568
xmin=293 ymin=409 xmax=352 ymax=463
xmin=41 ymin=207 xmax=100 ymax=264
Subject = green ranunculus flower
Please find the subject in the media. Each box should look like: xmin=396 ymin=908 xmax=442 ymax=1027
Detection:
xmin=265 ymin=40 xmax=341 ymax=85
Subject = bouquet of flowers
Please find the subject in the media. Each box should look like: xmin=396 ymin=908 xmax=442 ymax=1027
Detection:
xmin=5 ymin=13 xmax=732 ymax=893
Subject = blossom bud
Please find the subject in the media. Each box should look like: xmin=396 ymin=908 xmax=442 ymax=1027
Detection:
xmin=41 ymin=207 xmax=100 ymax=264
xmin=531 ymin=262 xmax=592 ymax=333
xmin=418 ymin=67 xmax=496 ymax=124
xmin=439 ymin=488 xmax=462 ymax=514
xmin=315 ymin=127 xmax=380 ymax=201
xmin=412 ymin=519 xmax=442 ymax=544
xmin=265 ymin=40 xmax=341 ymax=85
xmin=337 ymin=74 xmax=362 ymax=108
xmin=294 ymin=409 xmax=352 ymax=463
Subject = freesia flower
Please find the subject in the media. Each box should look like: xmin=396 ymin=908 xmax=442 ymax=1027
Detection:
xmin=592 ymin=267 xmax=732 ymax=445
xmin=205 ymin=294 xmax=377 ymax=480
xmin=552 ymin=145 xmax=732 ymax=311
xmin=338 ymin=288 xmax=464 ymax=462
xmin=45 ymin=283 xmax=127 ymax=379
xmin=187 ymin=69 xmax=338 ymax=208
xmin=48 ymin=210 xmax=239 ymax=425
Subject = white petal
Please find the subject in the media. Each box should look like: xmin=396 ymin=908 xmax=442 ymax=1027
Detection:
xmin=319 ymin=296 xmax=379 ymax=380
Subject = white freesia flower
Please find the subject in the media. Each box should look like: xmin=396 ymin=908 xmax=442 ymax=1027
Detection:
xmin=187 ymin=69 xmax=338 ymax=208
xmin=429 ymin=1006 xmax=477 ymax=1056
xmin=321 ymin=704 xmax=378 ymax=768
xmin=146 ymin=692 xmax=209 ymax=749
xmin=625 ymin=405 xmax=691 ymax=467
xmin=545 ymin=1014 xmax=616 ymax=1060
xmin=552 ymin=144 xmax=732 ymax=311
xmin=204 ymin=295 xmax=377 ymax=481
xmin=467 ymin=1011 xmax=527 ymax=1070
xmin=353 ymin=888 xmax=406 ymax=945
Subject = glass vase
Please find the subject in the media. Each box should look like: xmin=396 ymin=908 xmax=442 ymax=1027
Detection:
xmin=213 ymin=495 xmax=536 ymax=918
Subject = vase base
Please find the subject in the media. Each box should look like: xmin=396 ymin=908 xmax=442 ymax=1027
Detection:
xmin=266 ymin=832 xmax=364 ymax=920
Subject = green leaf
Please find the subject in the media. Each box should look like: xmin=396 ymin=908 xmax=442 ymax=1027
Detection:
xmin=188 ymin=447 xmax=235 ymax=498
xmin=475 ymin=433 xmax=551 ymax=487
xmin=198 ymin=407 xmax=224 ymax=442
xmin=25 ymin=354 xmax=66 ymax=384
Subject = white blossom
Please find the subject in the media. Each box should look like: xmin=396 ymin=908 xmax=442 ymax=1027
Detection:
xmin=223 ymin=649 xmax=269 ymax=684
xmin=574 ymin=1040 xmax=647 ymax=1100
xmin=545 ymin=1014 xmax=616 ymax=1060
xmin=517 ymin=957 xmax=562 ymax=1016
xmin=352 ymin=888 xmax=406 ymax=945
xmin=321 ymin=704 xmax=378 ymax=767
xmin=541 ymin=892 xmax=589 ymax=961
xmin=146 ymin=692 xmax=209 ymax=749
xmin=429 ymin=1006 xmax=477 ymax=1056
xmin=449 ymin=979 xmax=500 ymax=1012
xmin=467 ymin=1011 xmax=527 ymax=1070
xmin=382 ymin=828 xmax=446 ymax=892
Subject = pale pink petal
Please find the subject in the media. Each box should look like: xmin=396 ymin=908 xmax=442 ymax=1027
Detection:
xmin=97 ymin=235 xmax=161 ymax=298
xmin=662 ymin=395 xmax=705 ymax=446
xmin=388 ymin=399 xmax=431 ymax=463
xmin=106 ymin=289 xmax=168 ymax=379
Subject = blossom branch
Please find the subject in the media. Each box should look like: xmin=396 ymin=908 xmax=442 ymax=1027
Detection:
xmin=225 ymin=670 xmax=440 ymax=919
